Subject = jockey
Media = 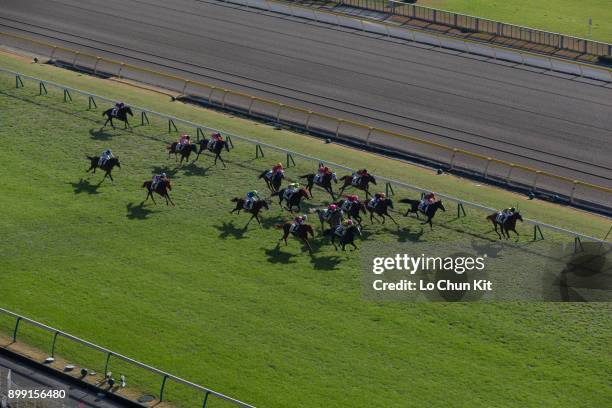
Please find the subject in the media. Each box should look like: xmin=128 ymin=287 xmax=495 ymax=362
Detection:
xmin=290 ymin=215 xmax=306 ymax=233
xmin=335 ymin=218 xmax=354 ymax=237
xmin=369 ymin=192 xmax=385 ymax=208
xmin=500 ymin=207 xmax=516 ymax=223
xmin=98 ymin=148 xmax=114 ymax=167
xmin=353 ymin=168 xmax=369 ymax=185
xmin=342 ymin=194 xmax=359 ymax=211
xmin=284 ymin=182 xmax=300 ymax=200
xmin=111 ymin=101 xmax=124 ymax=116
xmin=152 ymin=172 xmax=168 ymax=190
xmin=208 ymin=132 xmax=223 ymax=149
xmin=419 ymin=192 xmax=436 ymax=212
xmin=177 ymin=134 xmax=190 ymax=151
xmin=315 ymin=165 xmax=331 ymax=183
xmin=272 ymin=162 xmax=284 ymax=176
xmin=324 ymin=203 xmax=338 ymax=219
xmin=244 ymin=190 xmax=260 ymax=210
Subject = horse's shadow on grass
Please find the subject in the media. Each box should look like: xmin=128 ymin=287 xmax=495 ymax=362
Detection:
xmin=69 ymin=178 xmax=101 ymax=195
xmin=214 ymin=221 xmax=247 ymax=240
xmin=387 ymin=226 xmax=425 ymax=243
xmin=181 ymin=163 xmax=209 ymax=177
xmin=261 ymin=214 xmax=287 ymax=229
xmin=264 ymin=246 xmax=297 ymax=264
xmin=89 ymin=128 xmax=114 ymax=140
xmin=309 ymin=254 xmax=343 ymax=270
xmin=126 ymin=202 xmax=157 ymax=220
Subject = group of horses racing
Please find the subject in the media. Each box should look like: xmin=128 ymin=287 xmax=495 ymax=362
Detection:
xmin=88 ymin=103 xmax=524 ymax=254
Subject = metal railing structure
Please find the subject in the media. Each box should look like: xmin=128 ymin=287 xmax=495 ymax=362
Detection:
xmin=333 ymin=0 xmax=612 ymax=57
xmin=1 ymin=68 xmax=610 ymax=248
xmin=0 ymin=308 xmax=255 ymax=408
xmin=1 ymin=29 xmax=611 ymax=213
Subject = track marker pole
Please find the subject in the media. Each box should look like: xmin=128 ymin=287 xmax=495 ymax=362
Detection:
xmin=197 ymin=127 xmax=204 ymax=141
xmin=574 ymin=236 xmax=584 ymax=252
xmin=385 ymin=182 xmax=394 ymax=197
xmin=286 ymin=153 xmax=296 ymax=167
xmin=168 ymin=119 xmax=177 ymax=132
xmin=533 ymin=225 xmax=544 ymax=241
xmin=256 ymin=145 xmax=264 ymax=158
xmin=88 ymin=96 xmax=97 ymax=110
xmin=226 ymin=135 xmax=234 ymax=148
xmin=457 ymin=202 xmax=466 ymax=217
xmin=15 ymin=75 xmax=24 ymax=88
xmin=39 ymin=82 xmax=47 ymax=95
xmin=63 ymin=89 xmax=72 ymax=102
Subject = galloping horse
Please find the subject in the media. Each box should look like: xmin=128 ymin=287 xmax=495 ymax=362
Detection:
xmin=400 ymin=198 xmax=446 ymax=230
xmin=486 ymin=211 xmax=523 ymax=240
xmin=86 ymin=156 xmax=121 ymax=182
xmin=314 ymin=208 xmax=343 ymax=233
xmin=366 ymin=198 xmax=398 ymax=226
xmin=142 ymin=179 xmax=174 ymax=206
xmin=300 ymin=173 xmax=337 ymax=200
xmin=327 ymin=225 xmax=362 ymax=251
xmin=166 ymin=142 xmax=198 ymax=164
xmin=338 ymin=174 xmax=377 ymax=199
xmin=102 ymin=106 xmax=133 ymax=129
xmin=258 ymin=169 xmax=284 ymax=193
xmin=276 ymin=222 xmax=315 ymax=254
xmin=336 ymin=199 xmax=367 ymax=225
xmin=272 ymin=188 xmax=310 ymax=212
xmin=230 ymin=198 xmax=269 ymax=228
xmin=196 ymin=138 xmax=230 ymax=167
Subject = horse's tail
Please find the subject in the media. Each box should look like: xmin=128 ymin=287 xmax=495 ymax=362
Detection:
xmin=399 ymin=198 xmax=415 ymax=204
xmin=299 ymin=174 xmax=312 ymax=180
xmin=142 ymin=181 xmax=149 ymax=189
xmin=486 ymin=213 xmax=495 ymax=221
xmin=231 ymin=197 xmax=240 ymax=202
xmin=86 ymin=156 xmax=95 ymax=161
xmin=258 ymin=170 xmax=268 ymax=179
xmin=166 ymin=145 xmax=172 ymax=151
xmin=274 ymin=224 xmax=286 ymax=229
xmin=271 ymin=191 xmax=280 ymax=197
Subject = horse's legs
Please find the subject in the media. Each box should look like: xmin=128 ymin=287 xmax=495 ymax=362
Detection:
xmin=107 ymin=171 xmax=114 ymax=182
xmin=216 ymin=153 xmax=227 ymax=168
xmin=351 ymin=241 xmax=358 ymax=250
xmin=493 ymin=223 xmax=502 ymax=239
xmin=387 ymin=212 xmax=399 ymax=226
xmin=303 ymin=238 xmax=313 ymax=254
xmin=369 ymin=211 xmax=375 ymax=224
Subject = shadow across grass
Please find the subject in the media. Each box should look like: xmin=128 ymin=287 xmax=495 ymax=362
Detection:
xmin=126 ymin=201 xmax=157 ymax=220
xmin=214 ymin=221 xmax=247 ymax=240
xmin=264 ymin=246 xmax=297 ymax=264
xmin=89 ymin=128 xmax=114 ymax=140
xmin=69 ymin=178 xmax=101 ymax=194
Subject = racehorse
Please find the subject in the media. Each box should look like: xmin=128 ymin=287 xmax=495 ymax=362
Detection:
xmin=338 ymin=174 xmax=377 ymax=199
xmin=300 ymin=173 xmax=337 ymax=200
xmin=195 ymin=138 xmax=230 ymax=167
xmin=258 ymin=169 xmax=284 ymax=193
xmin=86 ymin=156 xmax=121 ymax=182
xmin=230 ymin=198 xmax=269 ymax=228
xmin=166 ymin=142 xmax=198 ymax=164
xmin=336 ymin=199 xmax=367 ymax=225
xmin=326 ymin=224 xmax=361 ymax=251
xmin=400 ymin=198 xmax=446 ymax=230
xmin=276 ymin=222 xmax=315 ymax=254
xmin=142 ymin=179 xmax=174 ymax=206
xmin=102 ymin=106 xmax=133 ymax=129
xmin=313 ymin=208 xmax=344 ymax=233
xmin=366 ymin=198 xmax=398 ymax=226
xmin=271 ymin=188 xmax=310 ymax=212
xmin=486 ymin=211 xmax=523 ymax=240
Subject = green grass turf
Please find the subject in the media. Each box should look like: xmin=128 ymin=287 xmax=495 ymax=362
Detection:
xmin=0 ymin=53 xmax=611 ymax=407
xmin=418 ymin=0 xmax=612 ymax=43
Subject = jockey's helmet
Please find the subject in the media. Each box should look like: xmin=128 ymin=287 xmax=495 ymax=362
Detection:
xmin=253 ymin=190 xmax=258 ymax=196
xmin=510 ymin=207 xmax=516 ymax=212
xmin=346 ymin=219 xmax=354 ymax=226
xmin=161 ymin=173 xmax=167 ymax=178
xmin=329 ymin=204 xmax=337 ymax=211
xmin=276 ymin=162 xmax=282 ymax=167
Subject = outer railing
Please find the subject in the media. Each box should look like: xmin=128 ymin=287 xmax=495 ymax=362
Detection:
xmin=334 ymin=0 xmax=612 ymax=56
xmin=0 ymin=29 xmax=610 ymax=213
xmin=0 ymin=308 xmax=255 ymax=407
xmin=1 ymin=68 xmax=610 ymax=247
